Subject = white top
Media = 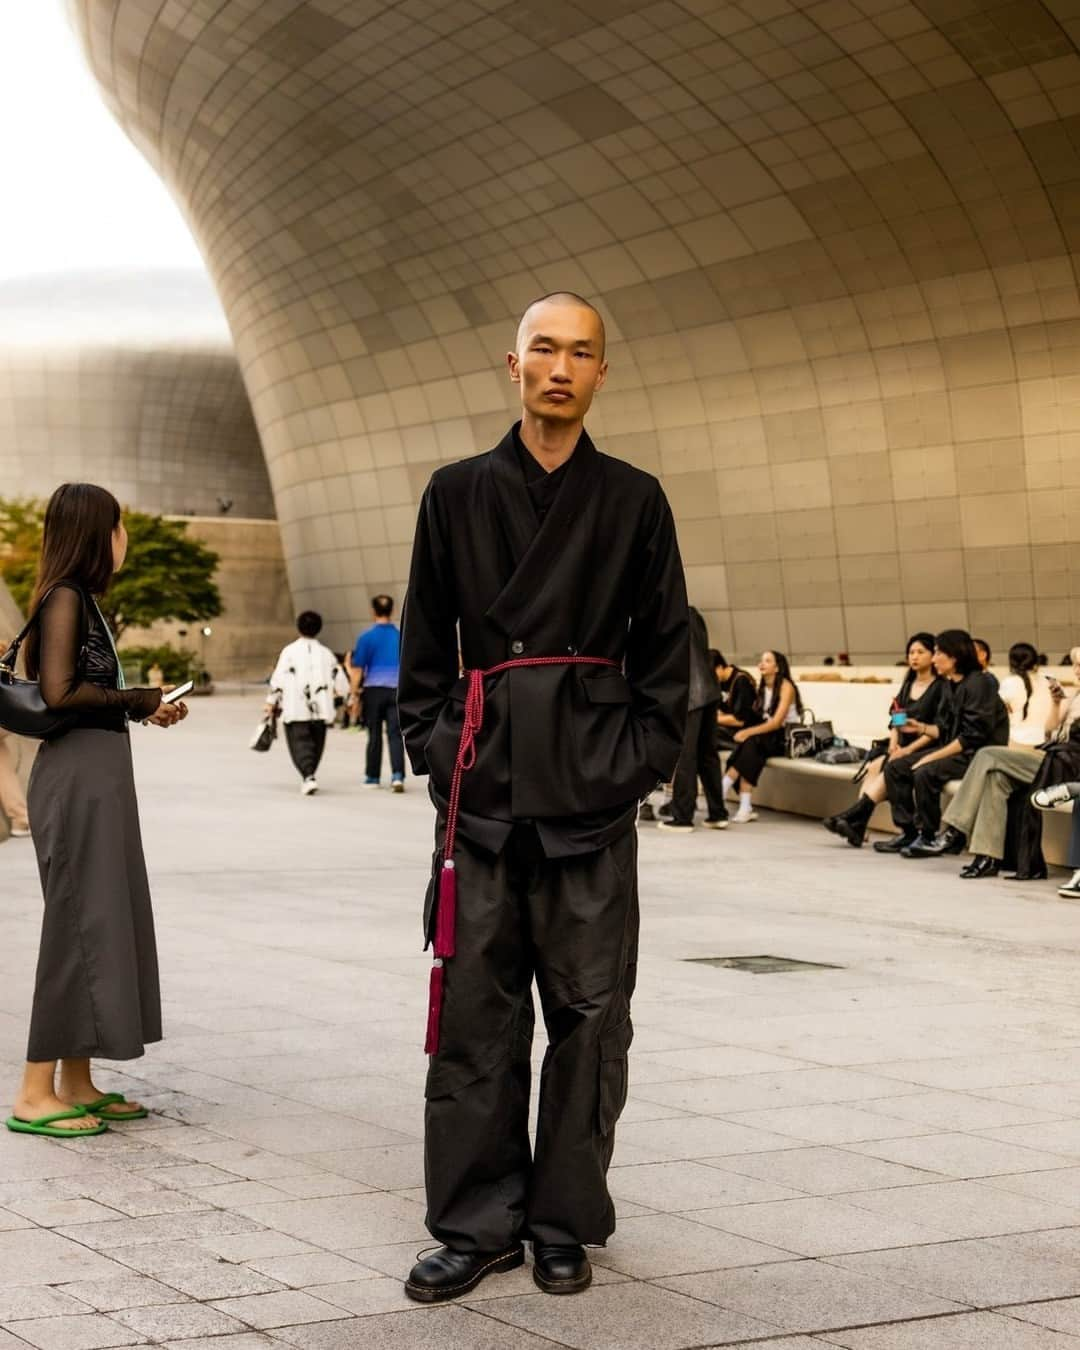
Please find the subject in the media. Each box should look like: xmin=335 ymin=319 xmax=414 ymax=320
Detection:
xmin=762 ymin=679 xmax=801 ymax=725
xmin=999 ymin=672 xmax=1054 ymax=747
xmin=268 ymin=638 xmax=349 ymax=724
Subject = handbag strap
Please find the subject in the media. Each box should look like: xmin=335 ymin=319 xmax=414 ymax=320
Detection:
xmin=1 ymin=584 xmax=89 ymax=675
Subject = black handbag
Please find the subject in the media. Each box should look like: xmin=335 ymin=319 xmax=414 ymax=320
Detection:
xmin=249 ymin=712 xmax=278 ymax=752
xmin=785 ymin=707 xmax=835 ymax=759
xmin=0 ymin=586 xmax=87 ymax=740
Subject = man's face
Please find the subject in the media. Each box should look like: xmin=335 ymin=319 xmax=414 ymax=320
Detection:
xmin=507 ymin=301 xmax=607 ymax=424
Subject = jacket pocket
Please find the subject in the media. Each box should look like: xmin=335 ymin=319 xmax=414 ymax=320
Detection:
xmin=582 ymin=671 xmax=632 ymax=704
xmin=597 ymin=1017 xmax=633 ymax=1135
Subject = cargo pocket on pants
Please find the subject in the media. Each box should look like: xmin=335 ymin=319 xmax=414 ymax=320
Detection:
xmin=597 ymin=1017 xmax=633 ymax=1136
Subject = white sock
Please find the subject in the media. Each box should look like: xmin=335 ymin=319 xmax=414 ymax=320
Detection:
xmin=739 ymin=792 xmax=753 ymax=813
xmin=723 ymin=773 xmax=737 ymax=797
xmin=1071 ymin=870 xmax=1080 ymax=886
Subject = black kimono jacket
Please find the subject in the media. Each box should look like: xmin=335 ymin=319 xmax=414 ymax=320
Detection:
xmin=399 ymin=424 xmax=689 ymax=855
xmin=935 ymin=670 xmax=1010 ymax=752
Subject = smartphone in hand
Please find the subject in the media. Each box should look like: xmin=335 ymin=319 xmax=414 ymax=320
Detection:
xmin=162 ymin=680 xmax=194 ymax=704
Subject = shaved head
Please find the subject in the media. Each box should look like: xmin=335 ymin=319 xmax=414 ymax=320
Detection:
xmin=515 ymin=292 xmax=606 ymax=359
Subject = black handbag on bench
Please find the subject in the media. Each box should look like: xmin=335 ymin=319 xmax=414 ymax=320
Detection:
xmin=0 ymin=586 xmax=87 ymax=740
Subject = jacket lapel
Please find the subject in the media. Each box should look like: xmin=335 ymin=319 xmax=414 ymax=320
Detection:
xmin=485 ymin=426 xmax=602 ymax=637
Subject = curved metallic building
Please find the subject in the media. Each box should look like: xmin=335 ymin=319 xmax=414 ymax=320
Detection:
xmin=0 ymin=272 xmax=273 ymax=520
xmin=70 ymin=1 xmax=1080 ymax=657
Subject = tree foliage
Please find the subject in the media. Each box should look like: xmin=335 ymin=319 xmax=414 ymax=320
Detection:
xmin=0 ymin=500 xmax=222 ymax=641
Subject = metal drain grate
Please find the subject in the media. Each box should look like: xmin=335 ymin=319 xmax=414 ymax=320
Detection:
xmin=685 ymin=955 xmax=843 ymax=974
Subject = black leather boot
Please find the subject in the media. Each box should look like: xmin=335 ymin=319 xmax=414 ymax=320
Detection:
xmin=873 ymin=831 xmax=917 ymax=854
xmin=405 ymin=1244 xmax=524 ymax=1303
xmin=960 ymin=854 xmax=1000 ymax=879
xmin=902 ymin=826 xmax=966 ymax=858
xmin=532 ymin=1243 xmax=592 ymax=1295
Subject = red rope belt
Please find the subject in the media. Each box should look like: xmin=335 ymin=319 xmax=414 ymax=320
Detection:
xmin=424 ymin=654 xmax=619 ymax=1053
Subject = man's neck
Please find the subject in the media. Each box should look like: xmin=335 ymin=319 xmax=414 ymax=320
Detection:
xmin=518 ymin=411 xmax=582 ymax=473
xmin=373 ymin=617 xmax=392 ymax=625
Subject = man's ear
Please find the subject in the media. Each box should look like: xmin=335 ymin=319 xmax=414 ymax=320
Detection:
xmin=594 ymin=359 xmax=609 ymax=392
xmin=507 ymin=351 xmax=521 ymax=383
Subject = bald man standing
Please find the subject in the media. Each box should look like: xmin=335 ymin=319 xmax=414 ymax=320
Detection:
xmin=399 ymin=293 xmax=688 ymax=1301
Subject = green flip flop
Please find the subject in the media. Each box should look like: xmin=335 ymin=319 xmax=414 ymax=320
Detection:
xmin=84 ymin=1093 xmax=149 ymax=1121
xmin=6 ymin=1106 xmax=110 ymax=1138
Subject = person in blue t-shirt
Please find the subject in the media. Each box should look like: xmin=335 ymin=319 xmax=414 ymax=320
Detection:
xmin=349 ymin=594 xmax=406 ymax=791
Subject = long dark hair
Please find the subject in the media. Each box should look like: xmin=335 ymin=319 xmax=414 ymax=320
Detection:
xmin=25 ymin=483 xmax=121 ymax=677
xmin=1008 ymin=641 xmax=1039 ymax=720
xmin=935 ymin=628 xmax=980 ymax=678
xmin=897 ymin=630 xmax=937 ymax=704
xmin=756 ymin=649 xmax=803 ymax=716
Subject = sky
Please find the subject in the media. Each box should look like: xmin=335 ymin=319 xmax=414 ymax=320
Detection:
xmin=0 ymin=4 xmax=205 ymax=282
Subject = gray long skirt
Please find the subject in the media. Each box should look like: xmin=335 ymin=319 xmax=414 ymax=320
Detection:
xmin=26 ymin=726 xmax=162 ymax=1062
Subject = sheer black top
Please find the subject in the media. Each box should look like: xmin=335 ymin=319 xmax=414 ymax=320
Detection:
xmin=36 ymin=584 xmax=161 ymax=730
xmin=896 ymin=675 xmax=947 ymax=743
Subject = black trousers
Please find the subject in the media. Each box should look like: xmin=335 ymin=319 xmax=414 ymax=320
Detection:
xmin=885 ymin=748 xmax=972 ymax=836
xmin=671 ymin=706 xmax=727 ymax=824
xmin=364 ymin=686 xmax=405 ymax=781
xmin=424 ymin=824 xmax=638 ymax=1252
xmin=727 ymin=728 xmax=785 ymax=787
xmin=284 ymin=720 xmax=327 ymax=780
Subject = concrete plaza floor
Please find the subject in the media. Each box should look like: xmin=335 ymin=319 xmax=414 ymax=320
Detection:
xmin=4 ymin=700 xmax=1080 ymax=1348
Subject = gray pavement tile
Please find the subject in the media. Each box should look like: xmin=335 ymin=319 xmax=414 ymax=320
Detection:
xmin=466 ymin=1281 xmax=783 ymax=1349
xmin=210 ymin=1291 xmax=350 ymax=1329
xmin=984 ymin=1169 xmax=1080 ymax=1208
xmin=150 ymin=1142 xmax=314 ymax=1182
xmin=824 ymin=1311 xmax=1080 ymax=1347
xmin=0 ymin=1209 xmax=32 ymax=1232
xmin=858 ymin=1052 xmax=1080 ymax=1092
xmin=6 ymin=1315 xmax=144 ymax=1350
xmin=719 ymin=1103 xmax=937 ymax=1145
xmin=629 ymin=1046 xmax=808 ymax=1081
xmin=299 ymin=1148 xmax=423 ymax=1191
xmin=722 ymin=1341 xmax=841 ymax=1349
xmin=158 ymin=1338 xmax=281 ymax=1350
xmin=840 ymin=1179 xmax=1080 ymax=1240
xmin=628 ymin=1076 xmax=818 ymax=1114
xmin=272 ymin=1305 xmax=559 ymax=1348
xmin=848 ymin=1132 xmax=1075 ymax=1178
xmin=137 ymin=1165 xmax=241 ymax=1190
xmin=54 ymin=1211 xmax=264 ymax=1251
xmin=202 ymin=1116 xmax=414 ymax=1158
xmin=591 ymin=1212 xmax=799 ymax=1278
xmin=657 ymin=1258 xmax=965 ymax=1331
xmin=0 ymin=1290 xmax=93 ymax=1321
xmin=308 ymin=1276 xmax=415 ymax=1316
xmin=832 ymin=1235 xmax=1080 ymax=1305
xmin=5 ymin=1200 xmax=122 ymax=1229
xmin=0 ymin=1231 xmax=126 ymax=1287
xmin=1002 ymin=1300 xmax=1080 ymax=1335
xmin=0 ymin=1139 xmax=106 ymax=1185
xmin=244 ymin=1254 xmax=374 ymax=1288
xmin=978 ymin=1121 xmax=1080 ymax=1162
xmin=259 ymin=1175 xmax=373 ymax=1201
xmin=703 ymin=1146 xmax=938 ymax=1194
xmin=613 ymin=1116 xmax=799 ymax=1162
xmin=218 ymin=1195 xmax=427 ymax=1251
xmin=975 ymin=1083 xmax=1080 ymax=1115
xmin=608 ymin=1160 xmax=803 ymax=1210
xmin=858 ymin=1091 xmax=1067 ymax=1132
xmin=194 ymin=1182 xmax=291 ymax=1208
xmin=75 ymin=1186 xmax=211 ymax=1220
xmin=689 ymin=1195 xmax=950 ymax=1255
xmin=111 ymin=1304 xmax=248 ymax=1340
xmin=55 ymin=1278 xmax=186 ymax=1313
xmin=195 ymin=1234 xmax=318 ymax=1263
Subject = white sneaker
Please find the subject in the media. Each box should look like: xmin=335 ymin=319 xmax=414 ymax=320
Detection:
xmin=391 ymin=779 xmax=405 ymax=794
xmin=657 ymin=820 xmax=694 ymax=834
xmin=9 ymin=826 xmax=30 ymax=838
xmin=1059 ymin=870 xmax=1080 ymax=899
xmin=731 ymin=806 xmax=758 ymax=823
xmin=301 ymin=777 xmax=318 ymax=796
xmin=1034 ymin=782 xmax=1080 ymax=810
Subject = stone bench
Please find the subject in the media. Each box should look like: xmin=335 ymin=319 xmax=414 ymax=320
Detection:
xmin=749 ymin=754 xmax=1074 ymax=869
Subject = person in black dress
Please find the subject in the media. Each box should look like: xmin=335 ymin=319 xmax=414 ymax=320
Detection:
xmin=7 ymin=484 xmax=186 ymax=1140
xmin=824 ymin=632 xmax=944 ymax=848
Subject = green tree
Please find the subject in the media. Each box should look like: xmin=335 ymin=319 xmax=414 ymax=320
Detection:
xmin=0 ymin=500 xmax=222 ymax=640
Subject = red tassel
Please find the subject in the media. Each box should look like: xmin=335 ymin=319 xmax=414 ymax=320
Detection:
xmin=424 ymin=960 xmax=444 ymax=1055
xmin=433 ymin=861 xmax=457 ymax=958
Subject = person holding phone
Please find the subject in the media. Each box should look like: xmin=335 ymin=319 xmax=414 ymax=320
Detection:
xmin=6 ymin=483 xmax=186 ymax=1140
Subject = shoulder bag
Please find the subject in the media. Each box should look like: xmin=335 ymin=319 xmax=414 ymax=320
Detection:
xmin=0 ymin=586 xmax=87 ymax=740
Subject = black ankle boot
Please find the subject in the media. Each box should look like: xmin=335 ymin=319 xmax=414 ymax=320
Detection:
xmin=874 ymin=831 xmax=917 ymax=854
xmin=960 ymin=854 xmax=1000 ymax=879
xmin=405 ymin=1244 xmax=524 ymax=1303
xmin=533 ymin=1244 xmax=592 ymax=1295
xmin=902 ymin=826 xmax=966 ymax=858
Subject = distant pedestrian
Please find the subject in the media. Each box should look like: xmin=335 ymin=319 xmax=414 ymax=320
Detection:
xmin=658 ymin=609 xmax=726 ymax=833
xmin=266 ymin=612 xmax=349 ymax=796
xmin=350 ymin=595 xmax=405 ymax=792
xmin=0 ymin=726 xmax=30 ymax=837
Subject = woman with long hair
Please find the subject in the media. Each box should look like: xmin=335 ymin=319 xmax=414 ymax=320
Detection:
xmin=824 ymin=632 xmax=944 ymax=848
xmin=722 ymin=650 xmax=801 ymax=823
xmin=7 ymin=484 xmax=186 ymax=1140
xmin=876 ymin=629 xmax=1008 ymax=856
xmin=917 ymin=642 xmax=1075 ymax=875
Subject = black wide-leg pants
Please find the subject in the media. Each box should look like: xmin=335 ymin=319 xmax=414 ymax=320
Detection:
xmin=423 ymin=824 xmax=638 ymax=1253
xmin=885 ymin=748 xmax=972 ymax=836
xmin=671 ymin=706 xmax=727 ymax=825
xmin=284 ymin=720 xmax=327 ymax=779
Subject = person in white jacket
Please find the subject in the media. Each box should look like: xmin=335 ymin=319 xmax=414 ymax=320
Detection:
xmin=265 ymin=612 xmax=349 ymax=795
